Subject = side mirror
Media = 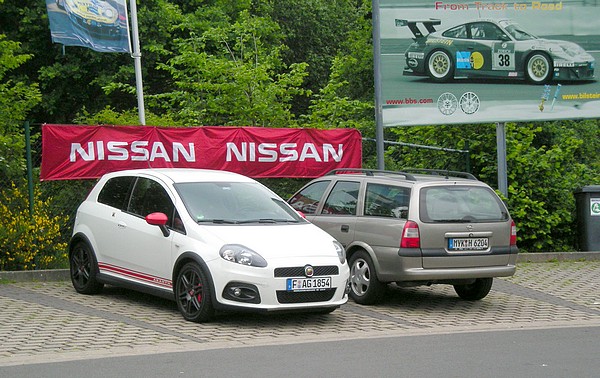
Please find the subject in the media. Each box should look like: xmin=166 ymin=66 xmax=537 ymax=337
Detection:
xmin=145 ymin=212 xmax=170 ymax=237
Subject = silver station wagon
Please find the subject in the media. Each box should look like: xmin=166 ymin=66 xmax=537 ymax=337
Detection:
xmin=289 ymin=169 xmax=518 ymax=304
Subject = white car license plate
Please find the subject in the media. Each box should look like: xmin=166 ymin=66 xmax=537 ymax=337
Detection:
xmin=286 ymin=277 xmax=332 ymax=292
xmin=448 ymin=237 xmax=489 ymax=251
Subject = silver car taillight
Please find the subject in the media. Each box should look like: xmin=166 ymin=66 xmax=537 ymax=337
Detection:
xmin=510 ymin=220 xmax=518 ymax=246
xmin=400 ymin=221 xmax=420 ymax=248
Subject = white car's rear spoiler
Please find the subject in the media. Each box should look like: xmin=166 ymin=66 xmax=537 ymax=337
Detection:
xmin=395 ymin=19 xmax=441 ymax=40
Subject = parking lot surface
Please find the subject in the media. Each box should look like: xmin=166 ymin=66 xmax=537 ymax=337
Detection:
xmin=1 ymin=261 xmax=599 ymax=367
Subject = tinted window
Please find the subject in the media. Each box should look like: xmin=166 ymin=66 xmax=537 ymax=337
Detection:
xmin=470 ymin=22 xmax=504 ymax=40
xmin=128 ymin=178 xmax=176 ymax=221
xmin=443 ymin=24 xmax=467 ymax=39
xmin=321 ymin=181 xmax=360 ymax=215
xmin=365 ymin=183 xmax=410 ymax=219
xmin=419 ymin=186 xmax=508 ymax=223
xmin=97 ymin=176 xmax=135 ymax=210
xmin=289 ymin=180 xmax=331 ymax=215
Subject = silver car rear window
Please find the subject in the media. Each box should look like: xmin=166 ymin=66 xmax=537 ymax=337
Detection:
xmin=419 ymin=186 xmax=508 ymax=223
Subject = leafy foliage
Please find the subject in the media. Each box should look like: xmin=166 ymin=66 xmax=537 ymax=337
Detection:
xmin=0 ymin=34 xmax=41 ymax=184
xmin=154 ymin=10 xmax=309 ymax=126
xmin=0 ymin=182 xmax=69 ymax=270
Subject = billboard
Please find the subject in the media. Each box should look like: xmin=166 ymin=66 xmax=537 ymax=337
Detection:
xmin=379 ymin=0 xmax=600 ymax=126
xmin=45 ymin=0 xmax=131 ymax=53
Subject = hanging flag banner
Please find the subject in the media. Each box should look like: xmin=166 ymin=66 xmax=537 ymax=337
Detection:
xmin=40 ymin=125 xmax=363 ymax=180
xmin=45 ymin=0 xmax=131 ymax=53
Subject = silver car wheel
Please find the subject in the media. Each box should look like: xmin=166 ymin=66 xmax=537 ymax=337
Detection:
xmin=427 ymin=50 xmax=453 ymax=82
xmin=526 ymin=53 xmax=551 ymax=84
xmin=350 ymin=257 xmax=371 ymax=296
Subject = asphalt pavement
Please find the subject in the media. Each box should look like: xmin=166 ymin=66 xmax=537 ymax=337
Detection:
xmin=1 ymin=255 xmax=599 ymax=368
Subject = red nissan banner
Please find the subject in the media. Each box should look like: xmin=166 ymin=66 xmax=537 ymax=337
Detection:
xmin=41 ymin=124 xmax=362 ymax=181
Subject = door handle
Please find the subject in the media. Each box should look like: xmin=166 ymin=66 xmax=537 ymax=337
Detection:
xmin=341 ymin=225 xmax=349 ymax=233
xmin=117 ymin=221 xmax=127 ymax=229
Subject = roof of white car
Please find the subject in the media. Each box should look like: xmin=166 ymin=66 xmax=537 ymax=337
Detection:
xmin=103 ymin=168 xmax=255 ymax=184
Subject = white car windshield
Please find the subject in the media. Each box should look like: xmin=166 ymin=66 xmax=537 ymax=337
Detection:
xmin=175 ymin=182 xmax=303 ymax=224
xmin=499 ymin=21 xmax=536 ymax=41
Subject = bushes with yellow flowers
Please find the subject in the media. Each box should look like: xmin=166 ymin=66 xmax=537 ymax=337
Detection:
xmin=0 ymin=183 xmax=69 ymax=271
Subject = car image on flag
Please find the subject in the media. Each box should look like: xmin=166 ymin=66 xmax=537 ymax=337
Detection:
xmin=56 ymin=0 xmax=124 ymax=39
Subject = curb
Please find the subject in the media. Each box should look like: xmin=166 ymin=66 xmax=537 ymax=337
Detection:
xmin=0 ymin=269 xmax=70 ymax=282
xmin=516 ymin=251 xmax=600 ymax=263
xmin=1 ymin=252 xmax=599 ymax=282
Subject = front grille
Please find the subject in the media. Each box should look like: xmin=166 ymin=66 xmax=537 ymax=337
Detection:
xmin=276 ymin=289 xmax=336 ymax=304
xmin=274 ymin=265 xmax=339 ymax=277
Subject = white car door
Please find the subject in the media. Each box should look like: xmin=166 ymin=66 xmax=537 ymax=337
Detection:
xmin=113 ymin=177 xmax=175 ymax=286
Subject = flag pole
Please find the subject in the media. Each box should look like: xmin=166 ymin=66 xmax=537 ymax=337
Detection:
xmin=129 ymin=0 xmax=146 ymax=125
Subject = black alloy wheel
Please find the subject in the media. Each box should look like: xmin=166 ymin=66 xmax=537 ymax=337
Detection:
xmin=175 ymin=262 xmax=214 ymax=322
xmin=70 ymin=241 xmax=103 ymax=294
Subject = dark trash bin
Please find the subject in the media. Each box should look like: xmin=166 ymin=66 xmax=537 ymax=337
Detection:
xmin=574 ymin=185 xmax=600 ymax=251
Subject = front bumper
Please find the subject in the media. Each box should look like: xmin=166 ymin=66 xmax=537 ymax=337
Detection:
xmin=207 ymin=256 xmax=350 ymax=312
xmin=553 ymin=62 xmax=595 ymax=81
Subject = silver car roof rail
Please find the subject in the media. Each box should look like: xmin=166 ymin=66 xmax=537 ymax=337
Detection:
xmin=401 ymin=168 xmax=478 ymax=180
xmin=325 ymin=168 xmax=417 ymax=181
xmin=326 ymin=168 xmax=477 ymax=181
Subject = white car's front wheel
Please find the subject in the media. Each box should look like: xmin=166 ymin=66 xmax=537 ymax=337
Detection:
xmin=176 ymin=262 xmax=215 ymax=322
xmin=525 ymin=53 xmax=552 ymax=84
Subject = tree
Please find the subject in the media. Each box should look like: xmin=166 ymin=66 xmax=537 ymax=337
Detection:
xmin=155 ymin=10 xmax=309 ymax=127
xmin=0 ymin=33 xmax=41 ymax=183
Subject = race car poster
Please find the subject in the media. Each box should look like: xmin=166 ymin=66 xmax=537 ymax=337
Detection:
xmin=45 ymin=0 xmax=131 ymax=53
xmin=378 ymin=0 xmax=600 ymax=126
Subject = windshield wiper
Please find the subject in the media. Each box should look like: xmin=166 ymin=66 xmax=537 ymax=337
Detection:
xmin=196 ymin=219 xmax=237 ymax=224
xmin=236 ymin=218 xmax=299 ymax=224
xmin=432 ymin=219 xmax=472 ymax=223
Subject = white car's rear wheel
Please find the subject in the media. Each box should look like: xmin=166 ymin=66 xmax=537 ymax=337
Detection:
xmin=427 ymin=50 xmax=454 ymax=82
xmin=70 ymin=241 xmax=104 ymax=294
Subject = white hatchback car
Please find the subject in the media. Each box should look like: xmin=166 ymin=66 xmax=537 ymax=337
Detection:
xmin=70 ymin=168 xmax=349 ymax=322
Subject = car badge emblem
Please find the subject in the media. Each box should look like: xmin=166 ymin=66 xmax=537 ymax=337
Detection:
xmin=466 ymin=224 xmax=473 ymax=231
xmin=304 ymin=265 xmax=314 ymax=277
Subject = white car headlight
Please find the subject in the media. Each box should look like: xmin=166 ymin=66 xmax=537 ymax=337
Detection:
xmin=219 ymin=244 xmax=267 ymax=267
xmin=333 ymin=241 xmax=346 ymax=264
